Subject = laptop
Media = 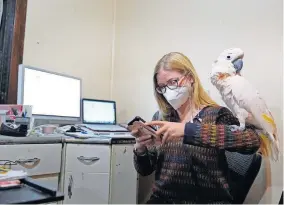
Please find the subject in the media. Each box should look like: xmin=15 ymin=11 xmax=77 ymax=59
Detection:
xmin=81 ymin=98 xmax=128 ymax=132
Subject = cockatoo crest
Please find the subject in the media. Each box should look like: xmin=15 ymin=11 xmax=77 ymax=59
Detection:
xmin=217 ymin=47 xmax=244 ymax=63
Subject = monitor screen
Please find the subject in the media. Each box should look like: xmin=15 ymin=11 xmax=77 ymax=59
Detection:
xmin=82 ymin=99 xmax=116 ymax=124
xmin=20 ymin=66 xmax=81 ymax=118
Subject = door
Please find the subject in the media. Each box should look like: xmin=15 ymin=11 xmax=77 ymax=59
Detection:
xmin=64 ymin=172 xmax=110 ymax=204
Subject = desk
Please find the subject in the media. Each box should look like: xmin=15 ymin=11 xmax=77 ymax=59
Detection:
xmin=0 ymin=134 xmax=138 ymax=204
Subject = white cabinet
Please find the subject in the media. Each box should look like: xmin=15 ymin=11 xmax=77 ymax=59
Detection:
xmin=63 ymin=144 xmax=111 ymax=204
xmin=0 ymin=141 xmax=137 ymax=203
xmin=63 ymin=143 xmax=137 ymax=204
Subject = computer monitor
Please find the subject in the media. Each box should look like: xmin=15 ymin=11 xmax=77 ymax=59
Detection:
xmin=82 ymin=99 xmax=116 ymax=125
xmin=17 ymin=65 xmax=82 ymax=125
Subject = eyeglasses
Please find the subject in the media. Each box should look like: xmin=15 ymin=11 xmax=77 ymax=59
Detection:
xmin=156 ymin=76 xmax=186 ymax=94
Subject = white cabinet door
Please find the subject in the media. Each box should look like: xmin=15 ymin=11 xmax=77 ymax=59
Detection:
xmin=64 ymin=144 xmax=111 ymax=204
xmin=64 ymin=172 xmax=110 ymax=204
xmin=109 ymin=144 xmax=137 ymax=204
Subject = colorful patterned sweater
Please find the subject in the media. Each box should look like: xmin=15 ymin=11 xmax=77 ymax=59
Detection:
xmin=133 ymin=106 xmax=260 ymax=204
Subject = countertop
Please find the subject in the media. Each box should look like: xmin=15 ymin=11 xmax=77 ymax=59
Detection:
xmin=0 ymin=134 xmax=135 ymax=145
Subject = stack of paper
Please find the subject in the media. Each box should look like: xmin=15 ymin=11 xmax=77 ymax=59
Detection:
xmin=0 ymin=170 xmax=27 ymax=182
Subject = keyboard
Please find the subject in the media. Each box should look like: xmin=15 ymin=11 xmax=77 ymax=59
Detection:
xmin=82 ymin=124 xmax=128 ymax=132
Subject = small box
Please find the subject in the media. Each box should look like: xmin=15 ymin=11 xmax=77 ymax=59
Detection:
xmin=0 ymin=105 xmax=32 ymax=128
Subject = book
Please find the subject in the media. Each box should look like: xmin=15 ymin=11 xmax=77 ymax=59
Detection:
xmin=0 ymin=170 xmax=27 ymax=182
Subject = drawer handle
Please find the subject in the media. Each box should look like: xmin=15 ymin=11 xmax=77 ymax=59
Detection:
xmin=16 ymin=158 xmax=40 ymax=169
xmin=77 ymin=156 xmax=100 ymax=165
xmin=0 ymin=160 xmax=17 ymax=169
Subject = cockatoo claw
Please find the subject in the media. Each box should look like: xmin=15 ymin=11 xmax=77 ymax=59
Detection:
xmin=229 ymin=125 xmax=245 ymax=132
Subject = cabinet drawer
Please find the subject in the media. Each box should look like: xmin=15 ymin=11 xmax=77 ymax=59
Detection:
xmin=0 ymin=144 xmax=62 ymax=176
xmin=65 ymin=144 xmax=110 ymax=173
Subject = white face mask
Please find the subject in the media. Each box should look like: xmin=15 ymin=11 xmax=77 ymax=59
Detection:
xmin=163 ymin=85 xmax=191 ymax=110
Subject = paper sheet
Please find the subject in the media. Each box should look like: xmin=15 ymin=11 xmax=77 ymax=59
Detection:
xmin=0 ymin=170 xmax=27 ymax=182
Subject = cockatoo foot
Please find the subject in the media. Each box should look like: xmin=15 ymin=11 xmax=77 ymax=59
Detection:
xmin=229 ymin=125 xmax=245 ymax=132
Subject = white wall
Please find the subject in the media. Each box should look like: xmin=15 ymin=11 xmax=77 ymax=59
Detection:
xmin=112 ymin=0 xmax=283 ymax=202
xmin=23 ymin=0 xmax=114 ymax=99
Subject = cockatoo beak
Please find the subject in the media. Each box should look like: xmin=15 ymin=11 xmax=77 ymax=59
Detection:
xmin=232 ymin=52 xmax=244 ymax=62
xmin=231 ymin=51 xmax=244 ymax=74
xmin=238 ymin=53 xmax=244 ymax=59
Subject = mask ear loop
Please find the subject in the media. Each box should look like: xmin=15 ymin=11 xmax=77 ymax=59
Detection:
xmin=175 ymin=73 xmax=194 ymax=98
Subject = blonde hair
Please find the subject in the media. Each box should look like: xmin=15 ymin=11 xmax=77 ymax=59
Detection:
xmin=153 ymin=52 xmax=218 ymax=117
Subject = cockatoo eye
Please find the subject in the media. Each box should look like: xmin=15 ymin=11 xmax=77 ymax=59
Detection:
xmin=227 ymin=56 xmax=231 ymax=59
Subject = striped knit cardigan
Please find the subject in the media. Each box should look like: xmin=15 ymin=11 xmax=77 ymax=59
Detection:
xmin=134 ymin=106 xmax=260 ymax=204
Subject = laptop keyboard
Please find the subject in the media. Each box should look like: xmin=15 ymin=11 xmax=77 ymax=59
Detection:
xmin=83 ymin=124 xmax=128 ymax=131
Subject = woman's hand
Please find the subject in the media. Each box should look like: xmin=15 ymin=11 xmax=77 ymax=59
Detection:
xmin=130 ymin=126 xmax=154 ymax=153
xmin=145 ymin=121 xmax=185 ymax=144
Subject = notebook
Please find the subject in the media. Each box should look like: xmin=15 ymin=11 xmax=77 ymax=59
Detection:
xmin=81 ymin=98 xmax=128 ymax=132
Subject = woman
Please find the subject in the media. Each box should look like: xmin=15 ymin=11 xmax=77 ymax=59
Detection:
xmin=132 ymin=52 xmax=260 ymax=204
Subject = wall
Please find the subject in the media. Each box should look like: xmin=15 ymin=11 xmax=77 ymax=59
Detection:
xmin=23 ymin=0 xmax=114 ymax=99
xmin=112 ymin=0 xmax=283 ymax=203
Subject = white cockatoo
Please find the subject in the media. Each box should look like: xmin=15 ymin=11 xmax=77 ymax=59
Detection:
xmin=210 ymin=48 xmax=280 ymax=160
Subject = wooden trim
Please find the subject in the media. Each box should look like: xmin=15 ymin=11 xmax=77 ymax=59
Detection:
xmin=31 ymin=173 xmax=59 ymax=179
xmin=0 ymin=0 xmax=15 ymax=103
xmin=7 ymin=0 xmax=27 ymax=104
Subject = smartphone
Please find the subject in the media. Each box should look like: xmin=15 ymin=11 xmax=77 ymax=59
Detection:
xmin=127 ymin=116 xmax=157 ymax=138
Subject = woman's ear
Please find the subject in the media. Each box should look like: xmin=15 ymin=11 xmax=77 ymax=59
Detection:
xmin=181 ymin=75 xmax=194 ymax=86
xmin=187 ymin=76 xmax=194 ymax=85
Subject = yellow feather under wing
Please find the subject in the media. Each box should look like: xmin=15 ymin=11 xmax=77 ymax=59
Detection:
xmin=261 ymin=113 xmax=277 ymax=137
xmin=260 ymin=113 xmax=280 ymax=160
xmin=262 ymin=113 xmax=276 ymax=128
xmin=259 ymin=133 xmax=271 ymax=157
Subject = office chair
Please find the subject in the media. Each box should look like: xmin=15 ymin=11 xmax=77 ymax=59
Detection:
xmin=225 ymin=152 xmax=263 ymax=204
xmin=279 ymin=192 xmax=283 ymax=204
xmin=243 ymin=154 xmax=272 ymax=204
xmin=226 ymin=151 xmax=272 ymax=204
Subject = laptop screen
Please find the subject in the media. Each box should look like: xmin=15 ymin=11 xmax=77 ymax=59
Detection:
xmin=82 ymin=99 xmax=116 ymax=124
